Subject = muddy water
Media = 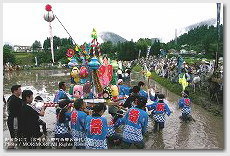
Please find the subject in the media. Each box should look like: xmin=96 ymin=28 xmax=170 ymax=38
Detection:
xmin=3 ymin=69 xmax=70 ymax=148
xmin=131 ymin=72 xmax=224 ymax=149
xmin=3 ymin=70 xmax=224 ymax=149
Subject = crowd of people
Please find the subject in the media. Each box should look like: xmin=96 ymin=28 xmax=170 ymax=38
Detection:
xmin=5 ymin=69 xmax=193 ymax=149
xmin=133 ymin=55 xmax=223 ymax=93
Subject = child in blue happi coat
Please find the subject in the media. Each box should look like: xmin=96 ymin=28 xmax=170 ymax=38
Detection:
xmin=85 ymin=103 xmax=108 ymax=149
xmin=123 ymin=86 xmax=140 ymax=109
xmin=117 ymin=79 xmax=131 ymax=97
xmin=107 ymin=110 xmax=123 ymax=147
xmin=151 ymin=89 xmax=160 ymax=102
xmin=147 ymin=94 xmax=171 ymax=132
xmin=178 ymin=90 xmax=192 ymax=122
xmin=138 ymin=81 xmax=157 ymax=101
xmin=121 ymin=96 xmax=148 ymax=149
xmin=53 ymin=82 xmax=72 ymax=103
xmin=54 ymin=100 xmax=73 ymax=148
xmin=70 ymin=99 xmax=88 ymax=149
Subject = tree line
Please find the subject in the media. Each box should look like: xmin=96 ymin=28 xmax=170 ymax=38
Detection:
xmin=3 ymin=24 xmax=223 ymax=65
xmin=102 ymin=24 xmax=223 ymax=60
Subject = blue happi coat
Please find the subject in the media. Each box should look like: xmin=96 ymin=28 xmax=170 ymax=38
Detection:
xmin=121 ymin=107 xmax=148 ymax=143
xmin=139 ymin=89 xmax=155 ymax=101
xmin=118 ymin=85 xmax=131 ymax=96
xmin=178 ymin=98 xmax=191 ymax=115
xmin=85 ymin=114 xmax=108 ymax=149
xmin=53 ymin=89 xmax=70 ymax=103
xmin=54 ymin=112 xmax=71 ymax=138
xmin=107 ymin=117 xmax=123 ymax=137
xmin=70 ymin=109 xmax=87 ymax=147
xmin=147 ymin=100 xmax=171 ymax=122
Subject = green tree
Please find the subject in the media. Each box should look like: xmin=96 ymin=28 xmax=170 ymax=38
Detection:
xmin=40 ymin=36 xmax=75 ymax=64
xmin=3 ymin=44 xmax=15 ymax=64
xmin=117 ymin=41 xmax=138 ymax=61
xmin=55 ymin=44 xmax=74 ymax=64
xmin=32 ymin=40 xmax=42 ymax=52
xmin=43 ymin=37 xmax=50 ymax=52
xmin=100 ymin=41 xmax=113 ymax=54
xmin=43 ymin=36 xmax=61 ymax=52
xmin=100 ymin=41 xmax=118 ymax=59
xmin=165 ymin=24 xmax=223 ymax=59
xmin=60 ymin=37 xmax=74 ymax=46
xmin=34 ymin=51 xmax=52 ymax=64
xmin=150 ymin=40 xmax=162 ymax=56
xmin=136 ymin=38 xmax=152 ymax=57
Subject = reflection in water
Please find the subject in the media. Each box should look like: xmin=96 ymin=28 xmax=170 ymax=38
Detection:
xmin=149 ymin=131 xmax=165 ymax=149
xmin=175 ymin=122 xmax=191 ymax=149
xmin=3 ymin=69 xmax=70 ymax=98
xmin=35 ymin=73 xmax=38 ymax=82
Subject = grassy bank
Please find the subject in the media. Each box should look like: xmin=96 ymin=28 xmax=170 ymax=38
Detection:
xmin=12 ymin=52 xmax=66 ymax=70
xmin=133 ymin=65 xmax=223 ymax=117
xmin=24 ymin=66 xmax=65 ymax=70
xmin=14 ymin=52 xmax=34 ymax=65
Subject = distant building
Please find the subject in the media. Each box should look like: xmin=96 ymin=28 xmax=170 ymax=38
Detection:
xmin=189 ymin=50 xmax=197 ymax=55
xmin=180 ymin=49 xmax=188 ymax=54
xmin=181 ymin=44 xmax=188 ymax=48
xmin=168 ymin=49 xmax=179 ymax=55
xmin=13 ymin=45 xmax=32 ymax=52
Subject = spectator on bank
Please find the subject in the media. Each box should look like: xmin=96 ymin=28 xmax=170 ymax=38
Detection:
xmin=7 ymin=85 xmax=23 ymax=139
xmin=21 ymin=90 xmax=46 ymax=148
xmin=34 ymin=96 xmax=47 ymax=135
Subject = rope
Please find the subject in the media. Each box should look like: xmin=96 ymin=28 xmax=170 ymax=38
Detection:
xmin=53 ymin=11 xmax=77 ymax=45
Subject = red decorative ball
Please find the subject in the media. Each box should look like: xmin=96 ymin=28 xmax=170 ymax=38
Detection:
xmin=45 ymin=4 xmax=52 ymax=11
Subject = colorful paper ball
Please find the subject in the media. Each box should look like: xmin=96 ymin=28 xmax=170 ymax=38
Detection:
xmin=68 ymin=58 xmax=78 ymax=68
xmin=79 ymin=66 xmax=89 ymax=79
xmin=66 ymin=49 xmax=75 ymax=57
xmin=111 ymin=85 xmax=119 ymax=97
xmin=88 ymin=57 xmax=100 ymax=70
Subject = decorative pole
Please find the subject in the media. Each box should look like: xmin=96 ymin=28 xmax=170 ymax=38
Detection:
xmin=88 ymin=28 xmax=103 ymax=96
xmin=35 ymin=56 xmax=38 ymax=66
xmin=44 ymin=4 xmax=55 ymax=63
xmin=49 ymin=22 xmax=55 ymax=63
xmin=215 ymin=3 xmax=221 ymax=71
xmin=146 ymin=46 xmax=151 ymax=58
xmin=138 ymin=49 xmax=141 ymax=59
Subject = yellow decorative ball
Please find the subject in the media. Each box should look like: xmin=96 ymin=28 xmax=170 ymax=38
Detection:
xmin=111 ymin=85 xmax=119 ymax=97
xmin=146 ymin=71 xmax=151 ymax=77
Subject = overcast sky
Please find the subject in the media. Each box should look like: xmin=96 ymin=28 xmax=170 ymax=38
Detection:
xmin=3 ymin=3 xmax=223 ymax=46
